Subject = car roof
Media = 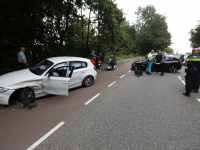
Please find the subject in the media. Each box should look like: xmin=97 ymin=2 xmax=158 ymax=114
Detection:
xmin=166 ymin=55 xmax=175 ymax=57
xmin=47 ymin=56 xmax=90 ymax=64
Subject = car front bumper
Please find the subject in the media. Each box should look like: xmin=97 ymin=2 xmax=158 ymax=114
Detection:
xmin=0 ymin=89 xmax=15 ymax=105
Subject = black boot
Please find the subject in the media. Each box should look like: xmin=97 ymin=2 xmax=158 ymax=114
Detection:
xmin=183 ymin=92 xmax=190 ymax=97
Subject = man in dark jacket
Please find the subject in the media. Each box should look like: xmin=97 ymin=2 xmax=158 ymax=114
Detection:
xmin=160 ymin=51 xmax=167 ymax=76
xmin=154 ymin=51 xmax=162 ymax=73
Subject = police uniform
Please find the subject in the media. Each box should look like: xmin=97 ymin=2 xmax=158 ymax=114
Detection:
xmin=183 ymin=53 xmax=200 ymax=96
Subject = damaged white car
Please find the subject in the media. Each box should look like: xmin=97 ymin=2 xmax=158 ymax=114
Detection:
xmin=0 ymin=57 xmax=97 ymax=105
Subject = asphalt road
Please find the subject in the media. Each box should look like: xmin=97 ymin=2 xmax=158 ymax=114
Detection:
xmin=0 ymin=59 xmax=138 ymax=150
xmin=1 ymin=59 xmax=200 ymax=150
xmin=34 ymin=68 xmax=200 ymax=150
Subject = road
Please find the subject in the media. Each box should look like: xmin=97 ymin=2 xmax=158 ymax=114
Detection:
xmin=1 ymin=60 xmax=200 ymax=150
xmin=0 ymin=60 xmax=136 ymax=150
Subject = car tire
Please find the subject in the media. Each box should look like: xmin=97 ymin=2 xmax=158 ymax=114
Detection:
xmin=20 ymin=88 xmax=35 ymax=106
xmin=82 ymin=76 xmax=93 ymax=87
xmin=169 ymin=66 xmax=177 ymax=73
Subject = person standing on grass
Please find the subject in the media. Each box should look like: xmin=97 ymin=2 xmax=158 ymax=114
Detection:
xmin=100 ymin=50 xmax=105 ymax=63
xmin=146 ymin=50 xmax=154 ymax=75
xmin=18 ymin=47 xmax=27 ymax=69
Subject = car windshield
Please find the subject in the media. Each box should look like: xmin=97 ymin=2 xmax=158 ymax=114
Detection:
xmin=29 ymin=60 xmax=54 ymax=75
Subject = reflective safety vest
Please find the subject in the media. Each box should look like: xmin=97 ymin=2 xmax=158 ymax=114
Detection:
xmin=186 ymin=54 xmax=200 ymax=68
xmin=148 ymin=53 xmax=153 ymax=59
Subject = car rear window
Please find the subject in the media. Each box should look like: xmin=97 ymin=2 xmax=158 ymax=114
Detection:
xmin=70 ymin=61 xmax=88 ymax=69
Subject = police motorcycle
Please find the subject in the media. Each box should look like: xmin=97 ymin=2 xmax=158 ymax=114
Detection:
xmin=106 ymin=56 xmax=116 ymax=70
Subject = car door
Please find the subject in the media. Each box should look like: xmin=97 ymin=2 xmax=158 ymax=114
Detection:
xmin=68 ymin=61 xmax=88 ymax=88
xmin=41 ymin=66 xmax=73 ymax=96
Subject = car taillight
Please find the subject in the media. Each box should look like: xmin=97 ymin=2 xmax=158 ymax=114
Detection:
xmin=94 ymin=66 xmax=96 ymax=70
xmin=178 ymin=61 xmax=181 ymax=64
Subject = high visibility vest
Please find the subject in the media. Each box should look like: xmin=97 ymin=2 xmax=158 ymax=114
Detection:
xmin=148 ymin=53 xmax=153 ymax=59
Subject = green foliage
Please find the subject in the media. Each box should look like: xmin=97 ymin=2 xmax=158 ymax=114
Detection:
xmin=135 ymin=5 xmax=171 ymax=54
xmin=164 ymin=47 xmax=174 ymax=53
xmin=0 ymin=1 xmax=170 ymax=74
xmin=189 ymin=22 xmax=200 ymax=48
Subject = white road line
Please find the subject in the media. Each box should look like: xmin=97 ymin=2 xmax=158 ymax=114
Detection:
xmin=27 ymin=122 xmax=65 ymax=150
xmin=85 ymin=93 xmax=100 ymax=105
xmin=108 ymin=81 xmax=116 ymax=87
xmin=197 ymin=99 xmax=200 ymax=102
xmin=127 ymin=70 xmax=131 ymax=73
xmin=120 ymin=74 xmax=125 ymax=78
xmin=178 ymin=76 xmax=185 ymax=85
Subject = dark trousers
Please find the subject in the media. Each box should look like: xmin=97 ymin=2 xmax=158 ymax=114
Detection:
xmin=110 ymin=62 xmax=115 ymax=68
xmin=19 ymin=62 xmax=27 ymax=69
xmin=185 ymin=71 xmax=199 ymax=93
xmin=155 ymin=64 xmax=160 ymax=71
xmin=161 ymin=63 xmax=165 ymax=74
xmin=101 ymin=57 xmax=104 ymax=63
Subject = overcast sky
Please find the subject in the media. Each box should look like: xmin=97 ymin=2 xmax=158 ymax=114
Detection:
xmin=115 ymin=0 xmax=200 ymax=54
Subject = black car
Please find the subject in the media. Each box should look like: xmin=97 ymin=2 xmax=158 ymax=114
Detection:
xmin=131 ymin=55 xmax=182 ymax=73
xmin=179 ymin=54 xmax=188 ymax=62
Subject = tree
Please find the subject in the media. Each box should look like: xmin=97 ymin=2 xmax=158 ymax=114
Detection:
xmin=135 ymin=5 xmax=171 ymax=54
xmin=189 ymin=21 xmax=200 ymax=48
xmin=164 ymin=47 xmax=174 ymax=54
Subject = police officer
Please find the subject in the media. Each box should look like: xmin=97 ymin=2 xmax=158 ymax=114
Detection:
xmin=183 ymin=48 xmax=200 ymax=97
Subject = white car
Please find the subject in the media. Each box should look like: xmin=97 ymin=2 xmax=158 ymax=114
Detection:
xmin=0 ymin=57 xmax=97 ymax=105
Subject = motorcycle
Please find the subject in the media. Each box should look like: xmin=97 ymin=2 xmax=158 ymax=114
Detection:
xmin=95 ymin=55 xmax=101 ymax=69
xmin=106 ymin=57 xmax=116 ymax=70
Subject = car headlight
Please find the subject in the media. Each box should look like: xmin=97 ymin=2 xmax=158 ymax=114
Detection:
xmin=0 ymin=87 xmax=8 ymax=93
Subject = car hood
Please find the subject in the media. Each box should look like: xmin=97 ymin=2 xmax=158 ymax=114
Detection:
xmin=0 ymin=69 xmax=41 ymax=88
xmin=134 ymin=59 xmax=147 ymax=64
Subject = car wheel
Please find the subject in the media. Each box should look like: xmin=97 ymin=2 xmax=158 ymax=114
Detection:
xmin=169 ymin=66 xmax=177 ymax=73
xmin=20 ymin=88 xmax=35 ymax=106
xmin=82 ymin=76 xmax=93 ymax=87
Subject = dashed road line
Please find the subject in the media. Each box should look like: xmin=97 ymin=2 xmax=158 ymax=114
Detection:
xmin=178 ymin=76 xmax=185 ymax=85
xmin=127 ymin=70 xmax=131 ymax=73
xmin=108 ymin=81 xmax=116 ymax=87
xmin=85 ymin=93 xmax=100 ymax=105
xmin=27 ymin=121 xmax=65 ymax=150
xmin=197 ymin=99 xmax=200 ymax=102
xmin=120 ymin=74 xmax=125 ymax=78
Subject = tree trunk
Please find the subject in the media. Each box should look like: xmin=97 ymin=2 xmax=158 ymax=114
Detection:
xmin=81 ymin=6 xmax=84 ymax=56
xmin=86 ymin=6 xmax=91 ymax=57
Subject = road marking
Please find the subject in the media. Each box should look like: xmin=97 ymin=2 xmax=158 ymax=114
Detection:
xmin=120 ymin=74 xmax=125 ymax=78
xmin=85 ymin=93 xmax=100 ymax=105
xmin=197 ymin=99 xmax=200 ymax=102
xmin=178 ymin=76 xmax=185 ymax=85
xmin=108 ymin=81 xmax=116 ymax=87
xmin=27 ymin=121 xmax=65 ymax=150
xmin=127 ymin=70 xmax=131 ymax=73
